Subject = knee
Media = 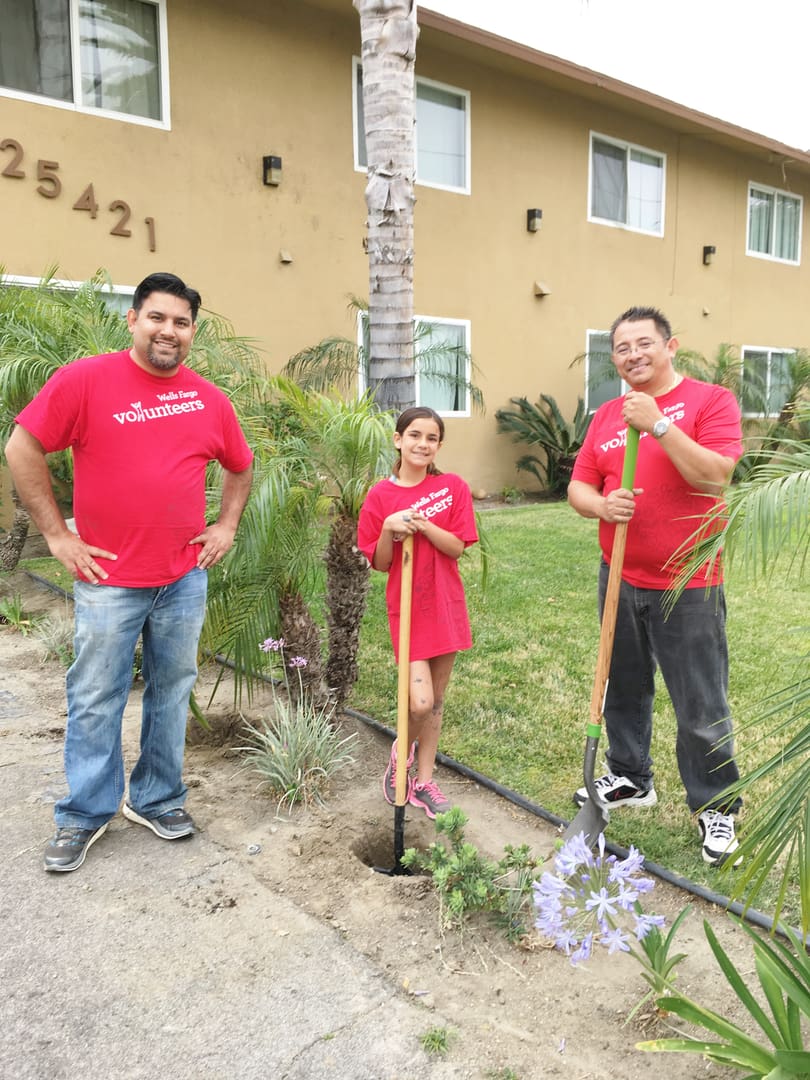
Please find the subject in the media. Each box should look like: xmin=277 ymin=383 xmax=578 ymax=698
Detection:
xmin=410 ymin=694 xmax=434 ymax=723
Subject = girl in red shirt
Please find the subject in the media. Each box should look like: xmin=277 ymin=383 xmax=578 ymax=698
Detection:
xmin=358 ymin=407 xmax=478 ymax=818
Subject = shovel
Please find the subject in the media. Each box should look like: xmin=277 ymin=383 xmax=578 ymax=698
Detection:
xmin=374 ymin=533 xmax=414 ymax=876
xmin=564 ymin=425 xmax=640 ymax=846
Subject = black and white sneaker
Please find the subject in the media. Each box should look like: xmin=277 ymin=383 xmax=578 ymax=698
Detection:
xmin=123 ymin=804 xmax=195 ymax=839
xmin=698 ymin=809 xmax=742 ymax=867
xmin=44 ymin=823 xmax=108 ymax=872
xmin=573 ymin=772 xmax=658 ymax=809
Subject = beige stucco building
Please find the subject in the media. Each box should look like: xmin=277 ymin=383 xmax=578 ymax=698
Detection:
xmin=2 ymin=0 xmax=809 ymax=496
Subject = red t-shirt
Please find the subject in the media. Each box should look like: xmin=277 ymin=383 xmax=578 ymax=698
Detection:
xmin=572 ymin=377 xmax=742 ymax=589
xmin=357 ymin=472 xmax=478 ymax=661
xmin=16 ymin=350 xmax=253 ymax=587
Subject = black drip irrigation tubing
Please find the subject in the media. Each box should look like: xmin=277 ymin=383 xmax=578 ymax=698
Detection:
xmin=344 ymin=703 xmax=806 ymax=946
xmin=18 ymin=575 xmax=802 ymax=947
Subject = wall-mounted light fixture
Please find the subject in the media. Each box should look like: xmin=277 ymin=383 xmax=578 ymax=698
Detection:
xmin=702 ymin=245 xmax=716 ymax=266
xmin=526 ymin=208 xmax=543 ymax=233
xmin=263 ymin=155 xmax=282 ymax=186
xmin=533 ymin=280 xmax=552 ymax=297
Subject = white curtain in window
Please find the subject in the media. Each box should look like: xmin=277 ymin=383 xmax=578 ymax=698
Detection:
xmin=416 ymin=82 xmax=465 ymax=189
xmin=628 ymin=150 xmax=663 ymax=232
xmin=749 ymin=188 xmax=773 ymax=254
xmin=355 ymin=63 xmax=368 ymax=168
xmin=0 ymin=0 xmax=72 ymax=100
xmin=416 ymin=321 xmax=467 ymax=413
xmin=768 ymin=350 xmax=793 ymax=414
xmin=591 ymin=139 xmax=626 ymax=223
xmin=80 ymin=0 xmax=160 ymax=119
xmin=775 ymin=194 xmax=800 ymax=261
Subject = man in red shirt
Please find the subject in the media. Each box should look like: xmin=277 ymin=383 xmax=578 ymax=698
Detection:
xmin=6 ymin=272 xmax=253 ymax=872
xmin=568 ymin=305 xmax=743 ymax=866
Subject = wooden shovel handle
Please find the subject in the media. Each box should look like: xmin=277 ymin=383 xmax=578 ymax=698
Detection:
xmin=588 ymin=427 xmax=639 ymax=726
xmin=395 ymin=534 xmax=414 ymax=805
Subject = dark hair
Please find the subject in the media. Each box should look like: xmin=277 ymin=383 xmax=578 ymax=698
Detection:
xmin=393 ymin=406 xmax=444 ymax=477
xmin=609 ymin=306 xmax=672 ymax=348
xmin=132 ymin=272 xmax=202 ymax=322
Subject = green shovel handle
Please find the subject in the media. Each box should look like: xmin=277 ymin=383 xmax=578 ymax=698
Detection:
xmin=621 ymin=425 xmax=640 ymax=489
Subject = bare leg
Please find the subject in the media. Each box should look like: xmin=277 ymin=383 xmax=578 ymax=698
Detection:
xmin=409 ymin=653 xmax=456 ymax=784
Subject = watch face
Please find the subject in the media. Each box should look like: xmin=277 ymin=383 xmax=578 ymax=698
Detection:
xmin=653 ymin=418 xmax=670 ymax=438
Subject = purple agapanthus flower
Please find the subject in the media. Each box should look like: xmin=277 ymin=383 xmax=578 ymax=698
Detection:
xmin=532 ymin=830 xmax=664 ymax=968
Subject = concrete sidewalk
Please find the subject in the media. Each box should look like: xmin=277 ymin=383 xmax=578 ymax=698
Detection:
xmin=0 ymin=686 xmax=465 ymax=1080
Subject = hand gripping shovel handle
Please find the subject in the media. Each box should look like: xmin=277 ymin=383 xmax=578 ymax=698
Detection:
xmin=564 ymin=426 xmax=639 ymax=845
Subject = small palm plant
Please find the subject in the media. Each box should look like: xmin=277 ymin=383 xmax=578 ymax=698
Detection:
xmin=495 ymin=394 xmax=591 ymax=496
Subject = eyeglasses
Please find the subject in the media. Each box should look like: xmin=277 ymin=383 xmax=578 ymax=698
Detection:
xmin=613 ymin=338 xmax=663 ymax=359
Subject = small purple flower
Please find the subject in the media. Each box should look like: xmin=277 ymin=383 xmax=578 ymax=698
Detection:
xmin=633 ymin=912 xmax=666 ymax=941
xmin=600 ymin=926 xmax=631 ymax=954
xmin=288 ymin=656 xmax=308 ymax=668
xmin=570 ymin=933 xmax=593 ymax=965
xmin=585 ymin=887 xmax=617 ymax=921
xmin=260 ymin=637 xmax=286 ymax=653
xmin=555 ymin=832 xmax=592 ymax=875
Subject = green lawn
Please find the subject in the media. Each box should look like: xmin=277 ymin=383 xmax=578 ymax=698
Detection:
xmin=351 ymin=502 xmax=809 ymax=908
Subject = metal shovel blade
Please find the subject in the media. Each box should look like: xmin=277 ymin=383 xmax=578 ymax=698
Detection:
xmin=373 ymin=804 xmax=412 ymax=876
xmin=563 ymin=735 xmax=610 ymax=845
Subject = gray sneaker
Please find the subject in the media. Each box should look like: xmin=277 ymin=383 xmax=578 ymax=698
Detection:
xmin=408 ymin=779 xmax=452 ymax=820
xmin=44 ymin=823 xmax=108 ymax=873
xmin=123 ymin=804 xmax=195 ymax=839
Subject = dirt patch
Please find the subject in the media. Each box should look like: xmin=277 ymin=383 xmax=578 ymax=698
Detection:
xmin=0 ymin=568 xmax=756 ymax=1079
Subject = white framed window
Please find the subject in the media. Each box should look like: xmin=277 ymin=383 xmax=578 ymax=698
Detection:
xmin=0 ymin=0 xmax=170 ymax=127
xmin=2 ymin=272 xmax=134 ymax=312
xmin=741 ymin=346 xmax=794 ymax=417
xmin=588 ymin=133 xmax=665 ymax=236
xmin=585 ymin=330 xmax=624 ymax=412
xmin=353 ymin=58 xmax=471 ymax=194
xmin=358 ymin=313 xmax=472 ymax=416
xmin=747 ymin=183 xmax=802 ymax=264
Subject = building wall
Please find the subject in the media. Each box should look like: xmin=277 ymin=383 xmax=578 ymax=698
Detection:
xmin=1 ymin=0 xmax=809 ymax=502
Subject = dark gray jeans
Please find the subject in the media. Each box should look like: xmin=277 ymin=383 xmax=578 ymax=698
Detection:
xmin=598 ymin=561 xmax=741 ymax=814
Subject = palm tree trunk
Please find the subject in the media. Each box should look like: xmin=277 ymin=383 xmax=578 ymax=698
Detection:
xmin=0 ymin=489 xmax=31 ymax=572
xmin=324 ymin=512 xmax=371 ymax=708
xmin=278 ymin=590 xmax=330 ymax=707
xmin=354 ymin=0 xmax=417 ymax=411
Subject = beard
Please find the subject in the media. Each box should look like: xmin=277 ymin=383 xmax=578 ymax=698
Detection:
xmin=146 ymin=342 xmax=182 ymax=371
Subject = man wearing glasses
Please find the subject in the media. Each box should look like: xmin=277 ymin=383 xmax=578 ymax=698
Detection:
xmin=568 ymin=305 xmax=743 ymax=867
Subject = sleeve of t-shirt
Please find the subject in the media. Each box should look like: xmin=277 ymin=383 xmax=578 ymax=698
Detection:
xmin=215 ymin=397 xmax=254 ymax=472
xmin=14 ymin=364 xmax=84 ymax=453
xmin=695 ymin=385 xmax=743 ymax=461
xmin=570 ymin=410 xmax=603 ymax=488
xmin=450 ymin=477 xmax=479 ymax=547
xmin=357 ymin=484 xmax=384 ymax=565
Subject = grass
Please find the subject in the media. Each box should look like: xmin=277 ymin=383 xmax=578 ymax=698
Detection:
xmin=352 ymin=502 xmax=808 ymax=914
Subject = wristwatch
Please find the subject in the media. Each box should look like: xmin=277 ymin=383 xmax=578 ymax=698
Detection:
xmin=652 ymin=417 xmax=672 ymax=439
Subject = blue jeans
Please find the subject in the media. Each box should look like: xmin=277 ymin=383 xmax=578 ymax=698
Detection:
xmin=598 ymin=561 xmax=741 ymax=814
xmin=55 ymin=568 xmax=208 ymax=829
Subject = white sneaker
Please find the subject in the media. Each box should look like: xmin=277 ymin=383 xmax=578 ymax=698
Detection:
xmin=573 ymin=772 xmax=658 ymax=809
xmin=698 ymin=809 xmax=742 ymax=867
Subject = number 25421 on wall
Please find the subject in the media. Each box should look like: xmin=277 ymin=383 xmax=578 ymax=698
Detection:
xmin=1 ymin=137 xmax=157 ymax=253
